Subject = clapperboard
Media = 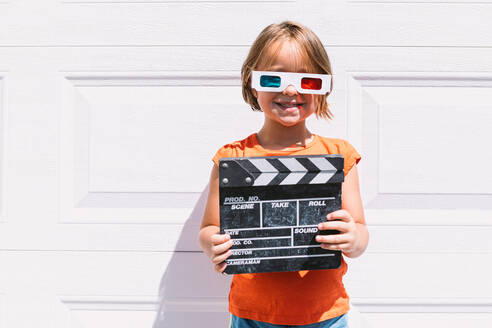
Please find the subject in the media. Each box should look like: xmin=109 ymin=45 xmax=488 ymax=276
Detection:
xmin=219 ymin=154 xmax=344 ymax=274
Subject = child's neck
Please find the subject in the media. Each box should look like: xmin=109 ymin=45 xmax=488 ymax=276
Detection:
xmin=257 ymin=120 xmax=313 ymax=150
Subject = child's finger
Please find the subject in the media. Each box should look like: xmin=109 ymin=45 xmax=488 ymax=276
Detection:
xmin=320 ymin=243 xmax=352 ymax=251
xmin=212 ymin=239 xmax=234 ymax=255
xmin=326 ymin=210 xmax=351 ymax=222
xmin=212 ymin=249 xmax=233 ymax=265
xmin=315 ymin=233 xmax=351 ymax=245
xmin=214 ymin=262 xmax=227 ymax=273
xmin=211 ymin=233 xmax=231 ymax=245
xmin=317 ymin=221 xmax=348 ymax=232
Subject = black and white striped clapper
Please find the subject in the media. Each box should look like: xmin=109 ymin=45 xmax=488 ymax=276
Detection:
xmin=219 ymin=154 xmax=345 ymax=274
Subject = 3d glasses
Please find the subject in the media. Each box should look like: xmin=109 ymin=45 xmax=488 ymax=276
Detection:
xmin=251 ymin=71 xmax=331 ymax=95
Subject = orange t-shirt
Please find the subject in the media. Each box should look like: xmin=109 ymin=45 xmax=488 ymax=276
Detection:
xmin=212 ymin=133 xmax=362 ymax=325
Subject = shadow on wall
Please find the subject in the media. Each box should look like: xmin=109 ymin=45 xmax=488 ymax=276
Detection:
xmin=151 ymin=184 xmax=372 ymax=328
xmin=152 ymin=183 xmax=232 ymax=328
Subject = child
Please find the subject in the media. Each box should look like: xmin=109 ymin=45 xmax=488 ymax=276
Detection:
xmin=198 ymin=21 xmax=369 ymax=328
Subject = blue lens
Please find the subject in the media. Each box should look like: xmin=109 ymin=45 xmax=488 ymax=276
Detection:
xmin=260 ymin=75 xmax=281 ymax=88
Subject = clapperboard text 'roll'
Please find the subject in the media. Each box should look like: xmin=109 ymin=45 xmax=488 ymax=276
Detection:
xmin=219 ymin=154 xmax=344 ymax=274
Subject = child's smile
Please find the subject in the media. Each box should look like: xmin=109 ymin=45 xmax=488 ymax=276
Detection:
xmin=274 ymin=101 xmax=306 ymax=112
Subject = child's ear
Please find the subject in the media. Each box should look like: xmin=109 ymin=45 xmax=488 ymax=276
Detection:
xmin=252 ymin=88 xmax=258 ymax=98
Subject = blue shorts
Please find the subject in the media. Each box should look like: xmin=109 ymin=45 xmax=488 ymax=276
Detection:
xmin=230 ymin=313 xmax=348 ymax=328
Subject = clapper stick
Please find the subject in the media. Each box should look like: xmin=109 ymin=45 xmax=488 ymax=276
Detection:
xmin=219 ymin=154 xmax=345 ymax=274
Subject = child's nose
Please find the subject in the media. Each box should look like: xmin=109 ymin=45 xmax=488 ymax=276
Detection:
xmin=282 ymin=84 xmax=298 ymax=96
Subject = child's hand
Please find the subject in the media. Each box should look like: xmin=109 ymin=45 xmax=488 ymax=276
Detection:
xmin=315 ymin=210 xmax=358 ymax=255
xmin=209 ymin=233 xmax=234 ymax=274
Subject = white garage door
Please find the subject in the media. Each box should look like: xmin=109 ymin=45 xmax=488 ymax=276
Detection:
xmin=1 ymin=1 xmax=491 ymax=327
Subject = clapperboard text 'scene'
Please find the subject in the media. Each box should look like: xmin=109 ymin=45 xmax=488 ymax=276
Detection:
xmin=219 ymin=154 xmax=344 ymax=274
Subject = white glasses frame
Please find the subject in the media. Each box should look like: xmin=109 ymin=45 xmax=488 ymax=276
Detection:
xmin=251 ymin=70 xmax=331 ymax=95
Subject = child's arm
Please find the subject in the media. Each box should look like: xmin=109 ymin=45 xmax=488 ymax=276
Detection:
xmin=316 ymin=164 xmax=369 ymax=258
xmin=198 ymin=164 xmax=234 ymax=273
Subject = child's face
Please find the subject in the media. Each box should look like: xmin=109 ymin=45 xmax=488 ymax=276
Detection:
xmin=252 ymin=40 xmax=318 ymax=127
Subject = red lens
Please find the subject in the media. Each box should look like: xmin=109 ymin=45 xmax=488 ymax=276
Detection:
xmin=301 ymin=77 xmax=322 ymax=90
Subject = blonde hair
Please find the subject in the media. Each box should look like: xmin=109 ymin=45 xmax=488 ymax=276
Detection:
xmin=241 ymin=21 xmax=334 ymax=120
